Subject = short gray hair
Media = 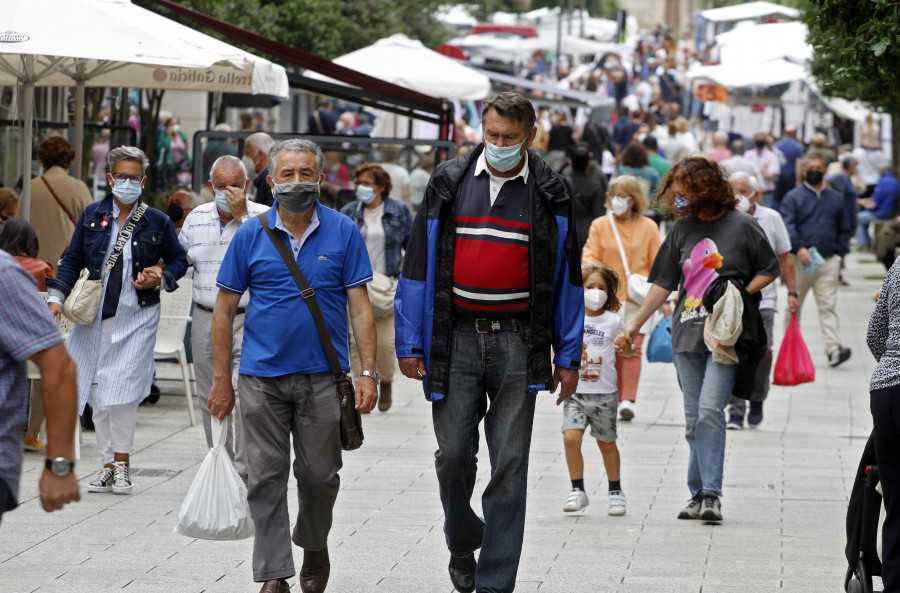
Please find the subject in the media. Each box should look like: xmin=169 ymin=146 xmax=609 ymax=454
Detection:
xmin=729 ymin=170 xmax=758 ymax=193
xmin=107 ymin=145 xmax=148 ymax=174
xmin=481 ymin=92 xmax=536 ymax=131
xmin=713 ymin=130 xmax=729 ymax=146
xmin=841 ymin=154 xmax=858 ymax=170
xmin=209 ymin=155 xmax=247 ymax=182
xmin=268 ymin=139 xmax=324 ymax=177
xmin=245 ymin=132 xmax=274 ymax=153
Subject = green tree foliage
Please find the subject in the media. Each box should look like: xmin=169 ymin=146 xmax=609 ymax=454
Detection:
xmin=804 ymin=0 xmax=899 ymax=160
xmin=174 ymin=0 xmax=454 ymax=58
xmin=529 ymin=0 xmax=619 ymax=20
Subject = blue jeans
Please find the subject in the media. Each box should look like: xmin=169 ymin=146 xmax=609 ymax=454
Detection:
xmin=432 ymin=324 xmax=536 ymax=593
xmin=673 ymin=352 xmax=738 ymax=497
xmin=856 ymin=210 xmax=879 ymax=247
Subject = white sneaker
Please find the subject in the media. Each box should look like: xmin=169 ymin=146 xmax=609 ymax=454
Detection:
xmin=608 ymin=490 xmax=627 ymax=516
xmin=563 ymin=488 xmax=589 ymax=512
xmin=87 ymin=466 xmax=115 ymax=493
xmin=618 ymin=400 xmax=635 ymax=421
xmin=111 ymin=461 xmax=132 ymax=495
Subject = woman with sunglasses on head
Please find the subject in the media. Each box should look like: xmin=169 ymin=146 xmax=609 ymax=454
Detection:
xmin=46 ymin=146 xmax=187 ymax=496
xmin=616 ymin=157 xmax=779 ymax=522
xmin=341 ymin=162 xmax=413 ymax=412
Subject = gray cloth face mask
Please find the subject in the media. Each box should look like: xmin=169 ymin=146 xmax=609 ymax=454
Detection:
xmin=273 ymin=181 xmax=319 ymax=214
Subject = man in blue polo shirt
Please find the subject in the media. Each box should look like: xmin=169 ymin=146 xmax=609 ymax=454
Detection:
xmin=208 ymin=138 xmax=378 ymax=593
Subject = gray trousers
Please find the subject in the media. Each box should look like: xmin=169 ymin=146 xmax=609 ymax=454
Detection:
xmin=239 ymin=372 xmax=342 ymax=582
xmin=727 ymin=308 xmax=775 ymax=417
xmin=191 ymin=306 xmax=247 ymax=477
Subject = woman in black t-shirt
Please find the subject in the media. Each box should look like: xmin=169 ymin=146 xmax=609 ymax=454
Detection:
xmin=615 ymin=157 xmax=779 ymax=523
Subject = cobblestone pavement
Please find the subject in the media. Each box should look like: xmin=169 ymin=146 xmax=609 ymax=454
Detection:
xmin=0 ymin=252 xmax=887 ymax=593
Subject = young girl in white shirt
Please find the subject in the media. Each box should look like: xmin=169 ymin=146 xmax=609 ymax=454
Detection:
xmin=562 ymin=263 xmax=634 ymax=515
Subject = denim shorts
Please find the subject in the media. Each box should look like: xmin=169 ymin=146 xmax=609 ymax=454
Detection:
xmin=561 ymin=391 xmax=618 ymax=442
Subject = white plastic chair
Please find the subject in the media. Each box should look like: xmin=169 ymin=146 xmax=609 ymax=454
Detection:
xmin=27 ymin=293 xmax=81 ymax=459
xmin=154 ymin=275 xmax=196 ymax=426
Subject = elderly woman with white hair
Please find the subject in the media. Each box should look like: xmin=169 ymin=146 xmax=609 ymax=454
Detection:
xmin=47 ymin=146 xmax=188 ymax=495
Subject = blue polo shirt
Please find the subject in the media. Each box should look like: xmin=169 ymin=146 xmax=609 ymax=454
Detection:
xmin=216 ymin=202 xmax=372 ymax=377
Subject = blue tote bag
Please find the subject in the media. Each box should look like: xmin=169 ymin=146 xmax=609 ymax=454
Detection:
xmin=646 ymin=317 xmax=673 ymax=363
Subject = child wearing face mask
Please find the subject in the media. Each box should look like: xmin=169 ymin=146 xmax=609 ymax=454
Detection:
xmin=562 ymin=263 xmax=634 ymax=516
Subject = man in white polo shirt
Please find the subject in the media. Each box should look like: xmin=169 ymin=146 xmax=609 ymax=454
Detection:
xmin=179 ymin=155 xmax=267 ymax=477
xmin=725 ymin=171 xmax=799 ymax=430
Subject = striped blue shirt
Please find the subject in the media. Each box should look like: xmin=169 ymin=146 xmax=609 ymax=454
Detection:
xmin=0 ymin=252 xmax=64 ymax=509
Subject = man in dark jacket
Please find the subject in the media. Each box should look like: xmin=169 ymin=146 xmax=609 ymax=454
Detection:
xmin=565 ymin=145 xmax=607 ymax=254
xmin=780 ymin=154 xmax=853 ymax=367
xmin=394 ymin=92 xmax=583 ymax=593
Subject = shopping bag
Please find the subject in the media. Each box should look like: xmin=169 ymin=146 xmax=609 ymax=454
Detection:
xmin=646 ymin=316 xmax=673 ymax=363
xmin=174 ymin=417 xmax=254 ymax=540
xmin=772 ymin=314 xmax=815 ymax=386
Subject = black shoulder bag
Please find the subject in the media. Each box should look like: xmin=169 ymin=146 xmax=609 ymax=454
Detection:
xmin=257 ymin=212 xmax=363 ymax=450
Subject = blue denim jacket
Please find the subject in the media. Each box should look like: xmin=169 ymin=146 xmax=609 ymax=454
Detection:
xmin=340 ymin=197 xmax=413 ymax=278
xmin=47 ymin=195 xmax=188 ymax=307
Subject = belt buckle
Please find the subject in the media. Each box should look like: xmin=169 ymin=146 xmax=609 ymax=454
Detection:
xmin=491 ymin=320 xmax=501 ymax=332
xmin=474 ymin=318 xmax=494 ymax=333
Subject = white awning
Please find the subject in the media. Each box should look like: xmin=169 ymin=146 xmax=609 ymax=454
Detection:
xmin=700 ymin=1 xmax=800 ymax=23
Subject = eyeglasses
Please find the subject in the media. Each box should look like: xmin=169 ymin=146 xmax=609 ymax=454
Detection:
xmin=111 ymin=173 xmax=144 ymax=183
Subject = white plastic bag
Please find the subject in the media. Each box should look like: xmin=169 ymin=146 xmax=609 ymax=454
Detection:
xmin=174 ymin=417 xmax=254 ymax=540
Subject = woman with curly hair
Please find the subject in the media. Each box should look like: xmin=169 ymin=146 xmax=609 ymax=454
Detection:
xmin=616 ymin=156 xmax=779 ymax=522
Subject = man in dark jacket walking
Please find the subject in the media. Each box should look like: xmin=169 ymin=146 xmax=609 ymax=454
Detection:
xmin=394 ymin=92 xmax=584 ymax=593
xmin=780 ymin=154 xmax=853 ymax=367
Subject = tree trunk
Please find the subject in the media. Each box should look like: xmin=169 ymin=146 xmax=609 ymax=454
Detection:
xmin=892 ymin=110 xmax=900 ymax=173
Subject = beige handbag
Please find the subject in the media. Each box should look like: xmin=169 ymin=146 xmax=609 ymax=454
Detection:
xmin=62 ymin=203 xmax=147 ymax=324
xmin=367 ymin=271 xmax=398 ymax=319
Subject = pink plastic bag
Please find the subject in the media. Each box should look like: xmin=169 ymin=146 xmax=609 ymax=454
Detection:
xmin=773 ymin=315 xmax=815 ymax=386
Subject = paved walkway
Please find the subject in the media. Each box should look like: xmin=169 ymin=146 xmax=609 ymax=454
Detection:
xmin=0 ymin=252 xmax=887 ymax=593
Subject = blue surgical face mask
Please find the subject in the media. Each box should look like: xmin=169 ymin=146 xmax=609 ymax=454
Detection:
xmin=112 ymin=179 xmax=142 ymax=204
xmin=356 ymin=186 xmax=377 ymax=204
xmin=214 ymin=189 xmax=231 ymax=213
xmin=484 ymin=137 xmax=526 ymax=172
xmin=674 ymin=195 xmax=691 ymax=217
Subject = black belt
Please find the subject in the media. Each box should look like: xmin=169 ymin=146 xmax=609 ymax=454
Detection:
xmin=196 ymin=303 xmax=246 ymax=315
xmin=455 ymin=316 xmax=526 ymax=333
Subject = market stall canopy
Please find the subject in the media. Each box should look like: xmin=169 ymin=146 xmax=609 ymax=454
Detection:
xmin=699 ymin=1 xmax=800 ymax=23
xmin=0 ymin=0 xmax=289 ymax=220
xmin=686 ymin=58 xmax=808 ymax=88
xmin=304 ymin=33 xmax=492 ymax=101
xmin=450 ymin=33 xmax=625 ymax=65
xmin=715 ymin=22 xmax=812 ymax=65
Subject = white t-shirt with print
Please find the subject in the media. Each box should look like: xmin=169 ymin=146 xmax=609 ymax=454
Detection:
xmin=577 ymin=311 xmax=626 ymax=394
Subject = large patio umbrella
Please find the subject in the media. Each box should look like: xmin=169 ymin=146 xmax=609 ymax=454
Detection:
xmin=306 ymin=33 xmax=492 ymax=101
xmin=0 ymin=0 xmax=289 ymax=220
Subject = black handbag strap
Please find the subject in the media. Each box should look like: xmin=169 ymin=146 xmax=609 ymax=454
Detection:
xmin=258 ymin=211 xmax=344 ymax=382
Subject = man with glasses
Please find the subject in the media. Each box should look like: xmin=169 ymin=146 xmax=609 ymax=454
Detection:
xmin=178 ymin=155 xmax=267 ymax=480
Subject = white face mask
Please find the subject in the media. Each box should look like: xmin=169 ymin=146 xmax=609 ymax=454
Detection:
xmin=242 ymin=155 xmax=257 ymax=177
xmin=584 ymin=288 xmax=608 ymax=312
xmin=735 ymin=194 xmax=751 ymax=213
xmin=610 ymin=196 xmax=631 ymax=217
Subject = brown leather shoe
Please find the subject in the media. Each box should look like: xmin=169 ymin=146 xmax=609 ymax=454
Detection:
xmin=299 ymin=547 xmax=330 ymax=593
xmin=378 ymin=382 xmax=392 ymax=412
xmin=258 ymin=579 xmax=289 ymax=593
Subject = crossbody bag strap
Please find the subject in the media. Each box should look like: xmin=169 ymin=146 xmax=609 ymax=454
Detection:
xmin=40 ymin=176 xmax=77 ymax=225
xmin=607 ymin=213 xmax=631 ymax=277
xmin=104 ymin=202 xmax=147 ymax=276
xmin=258 ymin=212 xmax=344 ymax=381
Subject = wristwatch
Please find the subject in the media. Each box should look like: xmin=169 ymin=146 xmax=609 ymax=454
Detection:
xmin=787 ymin=291 xmax=799 ymax=297
xmin=239 ymin=214 xmax=251 ymax=224
xmin=360 ymin=370 xmax=380 ymax=385
xmin=45 ymin=457 xmax=75 ymax=477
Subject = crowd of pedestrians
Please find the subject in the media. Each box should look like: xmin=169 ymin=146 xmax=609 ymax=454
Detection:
xmin=2 ymin=76 xmax=899 ymax=593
